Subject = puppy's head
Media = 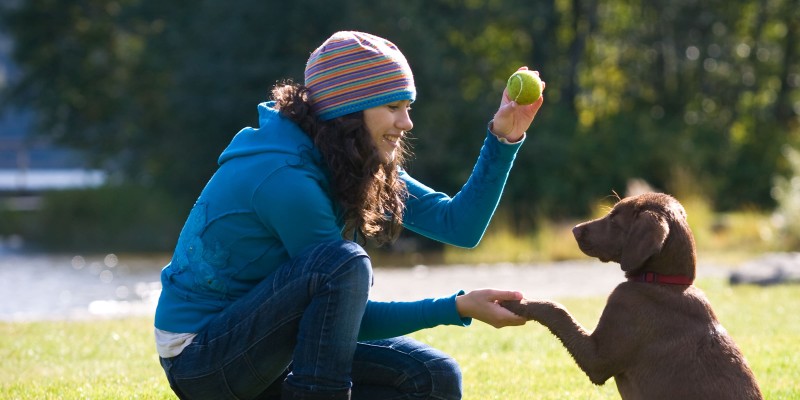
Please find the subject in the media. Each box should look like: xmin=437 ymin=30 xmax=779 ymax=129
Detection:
xmin=572 ymin=192 xmax=696 ymax=278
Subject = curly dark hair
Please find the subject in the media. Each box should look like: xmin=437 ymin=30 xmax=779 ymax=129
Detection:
xmin=271 ymin=80 xmax=409 ymax=246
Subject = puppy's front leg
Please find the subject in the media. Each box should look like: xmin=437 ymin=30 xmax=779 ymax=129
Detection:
xmin=501 ymin=299 xmax=617 ymax=385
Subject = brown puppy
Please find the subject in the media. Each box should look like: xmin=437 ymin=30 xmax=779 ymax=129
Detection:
xmin=502 ymin=192 xmax=763 ymax=400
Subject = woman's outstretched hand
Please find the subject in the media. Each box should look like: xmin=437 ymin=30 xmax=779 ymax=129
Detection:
xmin=455 ymin=289 xmax=528 ymax=328
xmin=490 ymin=66 xmax=545 ymax=143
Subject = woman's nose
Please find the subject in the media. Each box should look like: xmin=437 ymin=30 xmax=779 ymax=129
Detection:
xmin=398 ymin=110 xmax=413 ymax=132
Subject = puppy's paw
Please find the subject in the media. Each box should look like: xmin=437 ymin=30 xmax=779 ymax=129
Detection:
xmin=500 ymin=299 xmax=535 ymax=320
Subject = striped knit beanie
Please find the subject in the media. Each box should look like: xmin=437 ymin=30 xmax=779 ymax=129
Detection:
xmin=305 ymin=31 xmax=416 ymax=121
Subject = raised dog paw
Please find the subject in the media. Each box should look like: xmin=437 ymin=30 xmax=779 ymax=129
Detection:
xmin=500 ymin=299 xmax=535 ymax=320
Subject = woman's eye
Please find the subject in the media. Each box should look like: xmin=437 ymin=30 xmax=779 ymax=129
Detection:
xmin=386 ymin=103 xmax=411 ymax=112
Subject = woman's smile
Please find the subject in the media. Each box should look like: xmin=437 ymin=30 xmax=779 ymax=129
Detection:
xmin=363 ymin=100 xmax=413 ymax=163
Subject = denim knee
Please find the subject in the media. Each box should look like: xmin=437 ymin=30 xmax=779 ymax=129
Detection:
xmin=427 ymin=355 xmax=463 ymax=400
xmin=300 ymin=240 xmax=372 ymax=288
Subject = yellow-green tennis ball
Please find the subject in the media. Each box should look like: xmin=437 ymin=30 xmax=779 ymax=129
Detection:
xmin=506 ymin=70 xmax=542 ymax=105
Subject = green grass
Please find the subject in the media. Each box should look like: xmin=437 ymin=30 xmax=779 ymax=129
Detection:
xmin=1 ymin=279 xmax=797 ymax=399
xmin=0 ymin=317 xmax=172 ymax=399
xmin=421 ymin=279 xmax=800 ymax=399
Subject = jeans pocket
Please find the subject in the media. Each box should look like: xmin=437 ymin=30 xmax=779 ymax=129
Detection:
xmin=173 ymin=355 xmax=279 ymax=400
xmin=173 ymin=369 xmax=241 ymax=400
xmin=222 ymin=353 xmax=285 ymax=399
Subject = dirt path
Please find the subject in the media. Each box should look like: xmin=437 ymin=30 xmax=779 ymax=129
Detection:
xmin=0 ymin=253 xmax=748 ymax=321
xmin=369 ymin=259 xmax=732 ymax=302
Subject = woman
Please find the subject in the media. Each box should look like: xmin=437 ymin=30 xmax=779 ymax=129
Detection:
xmin=155 ymin=31 xmax=545 ymax=400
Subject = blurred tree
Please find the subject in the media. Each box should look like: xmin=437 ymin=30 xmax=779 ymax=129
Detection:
xmin=1 ymin=0 xmax=799 ymax=251
xmin=0 ymin=0 xmax=161 ymax=171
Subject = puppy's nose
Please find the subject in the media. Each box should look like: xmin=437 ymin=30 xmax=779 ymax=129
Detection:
xmin=572 ymin=225 xmax=584 ymax=240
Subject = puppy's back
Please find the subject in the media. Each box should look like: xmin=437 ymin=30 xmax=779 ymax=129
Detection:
xmin=610 ymin=283 xmax=762 ymax=400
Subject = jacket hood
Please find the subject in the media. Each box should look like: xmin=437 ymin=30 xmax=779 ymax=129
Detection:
xmin=218 ymin=102 xmax=319 ymax=165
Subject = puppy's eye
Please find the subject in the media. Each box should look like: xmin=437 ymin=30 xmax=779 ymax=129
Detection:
xmin=608 ymin=211 xmax=623 ymax=227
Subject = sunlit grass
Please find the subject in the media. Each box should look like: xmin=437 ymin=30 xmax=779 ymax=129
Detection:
xmin=442 ymin=195 xmax=788 ymax=266
xmin=0 ymin=318 xmax=173 ymax=399
xmin=1 ymin=279 xmax=796 ymax=399
xmin=444 ymin=218 xmax=584 ymax=264
xmin=414 ymin=279 xmax=799 ymax=399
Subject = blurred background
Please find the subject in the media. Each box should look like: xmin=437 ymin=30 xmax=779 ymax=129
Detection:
xmin=0 ymin=0 xmax=798 ymax=318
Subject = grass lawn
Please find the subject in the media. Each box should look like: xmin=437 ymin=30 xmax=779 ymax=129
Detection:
xmin=1 ymin=278 xmax=797 ymax=399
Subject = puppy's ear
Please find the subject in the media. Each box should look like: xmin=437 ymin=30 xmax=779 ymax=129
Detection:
xmin=620 ymin=210 xmax=669 ymax=271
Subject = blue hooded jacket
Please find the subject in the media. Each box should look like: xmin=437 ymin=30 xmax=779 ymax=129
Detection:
xmin=154 ymin=102 xmax=523 ymax=339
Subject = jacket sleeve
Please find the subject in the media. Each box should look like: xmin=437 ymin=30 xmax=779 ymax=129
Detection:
xmin=401 ymin=130 xmax=524 ymax=248
xmin=252 ymin=165 xmax=343 ymax=258
xmin=358 ymin=292 xmax=471 ymax=340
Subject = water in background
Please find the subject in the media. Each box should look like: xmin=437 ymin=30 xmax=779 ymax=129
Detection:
xmin=0 ymin=248 xmax=167 ymax=321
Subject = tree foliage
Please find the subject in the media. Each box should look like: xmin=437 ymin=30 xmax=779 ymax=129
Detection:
xmin=2 ymin=0 xmax=799 ymax=229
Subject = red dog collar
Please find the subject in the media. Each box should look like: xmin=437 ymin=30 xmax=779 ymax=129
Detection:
xmin=628 ymin=271 xmax=693 ymax=285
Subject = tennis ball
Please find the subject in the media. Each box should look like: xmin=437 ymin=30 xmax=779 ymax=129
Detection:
xmin=506 ymin=70 xmax=542 ymax=105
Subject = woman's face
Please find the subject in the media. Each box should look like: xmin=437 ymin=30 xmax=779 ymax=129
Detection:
xmin=363 ymin=100 xmax=413 ymax=164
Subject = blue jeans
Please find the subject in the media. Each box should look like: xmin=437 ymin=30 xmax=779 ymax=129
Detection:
xmin=159 ymin=240 xmax=462 ymax=399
